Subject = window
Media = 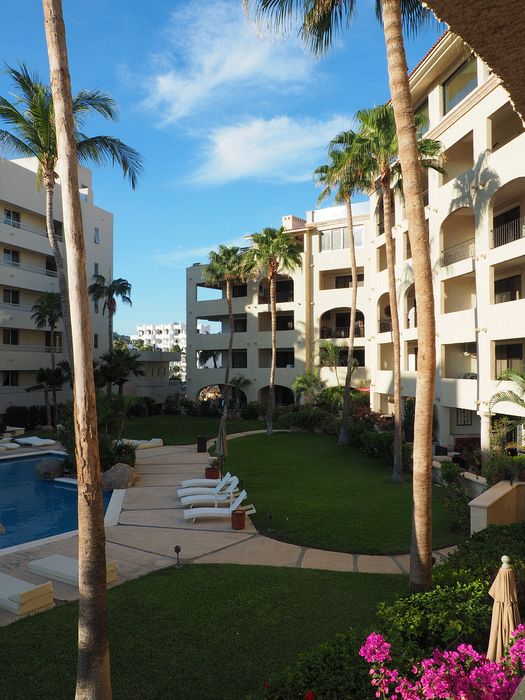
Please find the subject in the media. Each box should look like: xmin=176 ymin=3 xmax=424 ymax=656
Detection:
xmin=276 ymin=279 xmax=294 ymax=302
xmin=337 ymin=347 xmax=365 ymax=367
xmin=94 ymin=299 xmax=99 ymax=314
xmin=276 ymin=314 xmax=294 ymax=331
xmin=2 ymin=370 xmax=18 ymax=387
xmin=443 ymin=57 xmax=478 ymax=114
xmin=94 ymin=227 xmax=100 ymax=244
xmin=415 ymin=99 xmax=429 ymax=136
xmin=276 ymin=349 xmax=294 ymax=368
xmin=94 ymin=333 xmax=98 ymax=349
xmin=233 ymin=317 xmax=247 ymax=333
xmin=94 ymin=262 xmax=99 ymax=276
xmin=495 ymin=275 xmax=521 ymax=304
xmin=3 ymin=329 xmax=19 ymax=345
xmin=3 ymin=289 xmax=19 ymax=305
xmin=46 ymin=257 xmax=57 ymax=276
xmin=320 ymin=227 xmax=351 ymax=251
xmin=231 ymin=349 xmax=247 ymax=368
xmin=335 ymin=273 xmax=364 ymax=288
xmin=4 ymin=209 xmax=20 ymax=228
xmin=3 ymin=248 xmax=19 ymax=266
xmin=45 ymin=331 xmax=62 ymax=351
xmin=232 ymin=284 xmax=247 ymax=298
xmin=495 ymin=343 xmax=523 ymax=377
xmin=456 ymin=409 xmax=473 ymax=427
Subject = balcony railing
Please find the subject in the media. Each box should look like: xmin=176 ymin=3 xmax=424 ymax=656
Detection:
xmin=441 ymin=238 xmax=475 ymax=266
xmin=0 ymin=259 xmax=57 ymax=277
xmin=0 ymin=343 xmax=63 ymax=353
xmin=492 ymin=216 xmax=525 ymax=248
xmin=321 ymin=323 xmax=365 ymax=339
xmin=2 ymin=215 xmax=62 ymax=240
xmin=0 ymin=301 xmax=33 ymax=312
xmin=378 ymin=320 xmax=392 ymax=333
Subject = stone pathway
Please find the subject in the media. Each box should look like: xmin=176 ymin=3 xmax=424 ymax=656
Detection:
xmin=0 ymin=433 xmax=456 ymax=625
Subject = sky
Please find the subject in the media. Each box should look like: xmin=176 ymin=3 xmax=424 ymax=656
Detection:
xmin=1 ymin=1 xmax=443 ymax=335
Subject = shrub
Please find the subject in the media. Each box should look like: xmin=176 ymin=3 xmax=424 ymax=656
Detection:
xmin=292 ymin=407 xmax=327 ymax=432
xmin=163 ymin=393 xmax=181 ymax=415
xmin=482 ymin=451 xmax=525 ymax=486
xmin=180 ymin=398 xmax=200 ymax=416
xmin=317 ymin=386 xmax=345 ymax=412
xmin=440 ymin=461 xmax=471 ymax=535
xmin=257 ymin=627 xmax=372 ymax=700
xmin=112 ymin=442 xmax=136 ymax=467
xmin=124 ymin=396 xmax=147 ymax=418
xmin=199 ymin=399 xmax=220 ymax=417
xmin=360 ymin=430 xmax=394 ymax=461
xmin=3 ymin=404 xmax=47 ymax=429
xmin=241 ymin=401 xmax=262 ymax=420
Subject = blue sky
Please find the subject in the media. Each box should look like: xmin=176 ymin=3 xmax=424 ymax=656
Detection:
xmin=2 ymin=1 xmax=442 ymax=334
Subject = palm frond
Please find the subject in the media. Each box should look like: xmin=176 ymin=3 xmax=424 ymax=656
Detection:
xmin=72 ymin=90 xmax=118 ymax=124
xmin=76 ymin=135 xmax=144 ymax=189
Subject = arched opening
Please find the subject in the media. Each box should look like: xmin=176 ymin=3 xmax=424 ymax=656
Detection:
xmin=377 ymin=293 xmax=392 ymax=333
xmin=440 ymin=206 xmax=475 ymax=265
xmin=320 ymin=307 xmax=365 ymax=339
xmin=405 ymin=285 xmax=417 ymax=329
xmin=491 ymin=177 xmax=525 ymax=248
xmin=197 ymin=384 xmax=223 ymax=403
xmin=258 ymin=385 xmax=294 ymax=407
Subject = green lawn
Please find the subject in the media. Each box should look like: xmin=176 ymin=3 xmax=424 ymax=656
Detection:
xmin=226 ymin=433 xmax=457 ymax=555
xmin=0 ymin=564 xmax=406 ymax=700
xmin=123 ymin=415 xmax=265 ymax=445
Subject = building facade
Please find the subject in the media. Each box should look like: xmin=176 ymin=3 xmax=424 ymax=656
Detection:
xmin=186 ymin=32 xmax=525 ymax=451
xmin=0 ymin=157 xmax=113 ymax=413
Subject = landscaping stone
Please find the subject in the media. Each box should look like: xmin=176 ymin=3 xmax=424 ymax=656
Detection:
xmin=102 ymin=463 xmax=141 ymax=491
xmin=35 ymin=458 xmax=64 ymax=480
xmin=39 ymin=425 xmax=55 ymax=433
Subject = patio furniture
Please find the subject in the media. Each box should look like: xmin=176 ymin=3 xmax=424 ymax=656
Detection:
xmin=0 ymin=572 xmax=54 ymax=616
xmin=183 ymin=490 xmax=255 ymax=523
xmin=0 ymin=442 xmax=20 ymax=451
xmin=28 ymin=555 xmax=118 ymax=587
xmin=15 ymin=437 xmax=56 ymax=447
xmin=178 ymin=471 xmax=231 ymax=494
xmin=5 ymin=426 xmax=25 ymax=437
xmin=179 ymin=477 xmax=239 ymax=507
xmin=118 ymin=438 xmax=163 ymax=450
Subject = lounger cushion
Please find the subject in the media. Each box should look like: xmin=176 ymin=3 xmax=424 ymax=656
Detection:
xmin=0 ymin=573 xmax=54 ymax=615
xmin=118 ymin=438 xmax=163 ymax=450
xmin=28 ymin=555 xmax=117 ymax=586
xmin=15 ymin=437 xmax=56 ymax=447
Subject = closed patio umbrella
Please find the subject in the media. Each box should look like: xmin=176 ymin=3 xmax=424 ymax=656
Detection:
xmin=215 ymin=414 xmax=227 ymax=465
xmin=487 ymin=555 xmax=521 ymax=661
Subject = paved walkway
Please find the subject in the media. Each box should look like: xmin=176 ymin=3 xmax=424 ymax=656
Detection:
xmin=0 ymin=434 xmax=455 ymax=625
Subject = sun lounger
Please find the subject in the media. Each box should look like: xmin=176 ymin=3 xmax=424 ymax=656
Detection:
xmin=28 ymin=555 xmax=118 ymax=587
xmin=183 ymin=490 xmax=256 ymax=522
xmin=0 ymin=572 xmax=54 ymax=616
xmin=5 ymin=426 xmax=25 ymax=437
xmin=177 ymin=472 xmax=233 ymax=498
xmin=15 ymin=437 xmax=56 ymax=447
xmin=179 ymin=471 xmax=230 ymax=490
xmin=180 ymin=477 xmax=239 ymax=507
xmin=0 ymin=442 xmax=21 ymax=451
xmin=118 ymin=438 xmax=163 ymax=450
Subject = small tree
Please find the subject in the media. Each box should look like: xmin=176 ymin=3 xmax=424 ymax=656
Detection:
xmin=31 ymin=292 xmax=62 ymax=416
xmin=292 ymin=370 xmax=324 ymax=405
xmin=88 ymin=275 xmax=132 ymax=351
xmin=25 ymin=366 xmax=65 ymax=426
xmin=318 ymin=340 xmax=342 ymax=387
xmin=99 ymin=347 xmax=144 ymax=400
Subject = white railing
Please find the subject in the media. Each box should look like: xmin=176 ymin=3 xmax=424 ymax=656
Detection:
xmin=492 ymin=216 xmax=525 ymax=249
xmin=0 ymin=301 xmax=33 ymax=312
xmin=0 ymin=259 xmax=57 ymax=277
xmin=2 ymin=215 xmax=62 ymax=240
xmin=0 ymin=343 xmax=63 ymax=353
xmin=441 ymin=237 xmax=475 ymax=266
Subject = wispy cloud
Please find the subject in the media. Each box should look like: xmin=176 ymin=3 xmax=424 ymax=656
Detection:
xmin=192 ymin=114 xmax=352 ymax=184
xmin=153 ymin=236 xmax=249 ymax=268
xmin=143 ymin=1 xmax=313 ymax=123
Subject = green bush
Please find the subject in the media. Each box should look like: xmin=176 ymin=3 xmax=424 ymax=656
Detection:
xmin=360 ymin=430 xmax=394 ymax=461
xmin=440 ymin=462 xmax=471 ymax=535
xmin=180 ymin=398 xmax=201 ymax=416
xmin=3 ymin=404 xmax=47 ymax=429
xmin=256 ymin=628 xmax=371 ymax=700
xmin=163 ymin=393 xmax=181 ymax=415
xmin=124 ymin=396 xmax=147 ymax=418
xmin=317 ymin=386 xmax=345 ymax=412
xmin=482 ymin=452 xmax=525 ymax=486
xmin=241 ymin=401 xmax=262 ymax=420
xmin=112 ymin=442 xmax=136 ymax=467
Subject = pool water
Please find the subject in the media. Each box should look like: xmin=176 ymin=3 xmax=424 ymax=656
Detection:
xmin=0 ymin=454 xmax=111 ymax=549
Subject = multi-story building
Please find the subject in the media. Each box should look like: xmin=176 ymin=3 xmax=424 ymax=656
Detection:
xmin=0 ymin=157 xmax=113 ymax=412
xmin=186 ymin=31 xmax=525 ymax=451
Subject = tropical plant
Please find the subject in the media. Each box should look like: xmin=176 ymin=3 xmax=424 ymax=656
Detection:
xmin=88 ymin=275 xmax=132 ymax=352
xmin=335 ymin=103 xmax=443 ymax=481
xmin=131 ymin=338 xmax=148 ymax=351
xmin=198 ymin=349 xmax=221 ymax=369
xmin=25 ymin=366 xmax=65 ymax=427
xmin=41 ymin=1 xmax=113 ymax=693
xmin=490 ymin=367 xmax=525 ymax=420
xmin=98 ymin=347 xmax=144 ymax=400
xmin=0 ymin=63 xmax=143 ymax=366
xmin=31 ymin=291 xmax=62 ymax=412
xmin=292 ymin=370 xmax=324 ymax=405
xmin=229 ymin=375 xmax=252 ymax=414
xmin=243 ymin=227 xmax=303 ymax=434
xmin=244 ymin=0 xmax=439 ymax=592
xmin=315 ymin=138 xmax=371 ymax=448
xmin=318 ymin=339 xmax=342 ymax=386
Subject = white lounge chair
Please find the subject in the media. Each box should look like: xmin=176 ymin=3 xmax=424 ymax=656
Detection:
xmin=28 ymin=555 xmax=118 ymax=587
xmin=179 ymin=470 xmax=229 ymax=489
xmin=183 ymin=490 xmax=255 ymax=522
xmin=118 ymin=438 xmax=163 ymax=450
xmin=177 ymin=472 xmax=232 ymax=497
xmin=0 ymin=572 xmax=54 ymax=616
xmin=180 ymin=477 xmax=239 ymax=507
xmin=15 ymin=437 xmax=56 ymax=447
xmin=0 ymin=442 xmax=21 ymax=451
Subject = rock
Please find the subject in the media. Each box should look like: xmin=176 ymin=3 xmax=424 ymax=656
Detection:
xmin=39 ymin=425 xmax=55 ymax=433
xmin=102 ymin=463 xmax=141 ymax=491
xmin=35 ymin=458 xmax=64 ymax=480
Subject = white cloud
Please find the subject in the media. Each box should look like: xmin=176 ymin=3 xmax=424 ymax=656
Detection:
xmin=192 ymin=114 xmax=352 ymax=184
xmin=153 ymin=236 xmax=249 ymax=268
xmin=143 ymin=1 xmax=313 ymax=123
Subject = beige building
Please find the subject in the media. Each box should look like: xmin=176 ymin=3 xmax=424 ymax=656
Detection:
xmin=186 ymin=32 xmax=525 ymax=451
xmin=0 ymin=157 xmax=112 ymax=413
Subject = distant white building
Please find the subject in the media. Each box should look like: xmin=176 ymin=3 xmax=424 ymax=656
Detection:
xmin=131 ymin=321 xmax=210 ymax=381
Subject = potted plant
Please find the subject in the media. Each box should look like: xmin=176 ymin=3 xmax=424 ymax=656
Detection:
xmin=506 ymin=441 xmax=518 ymax=457
xmin=205 ymin=458 xmax=221 ymax=480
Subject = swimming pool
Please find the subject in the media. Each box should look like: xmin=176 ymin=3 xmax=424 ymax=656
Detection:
xmin=0 ymin=454 xmax=111 ymax=549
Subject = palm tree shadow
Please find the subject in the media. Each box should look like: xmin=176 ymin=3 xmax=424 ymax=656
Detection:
xmin=448 ymin=150 xmax=500 ymax=217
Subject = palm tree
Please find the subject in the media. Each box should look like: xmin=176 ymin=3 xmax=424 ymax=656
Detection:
xmin=314 ymin=139 xmax=371 ymax=447
xmin=198 ymin=349 xmax=221 ymax=369
xmin=318 ymin=339 xmax=342 ymax=386
xmin=42 ymin=1 xmax=114 ymax=694
xmin=292 ymin=369 xmax=324 ymax=405
xmin=26 ymin=366 xmax=65 ymax=427
xmin=229 ymin=375 xmax=252 ymax=415
xmin=88 ymin=275 xmax=132 ymax=351
xmin=336 ymin=103 xmax=442 ymax=482
xmin=243 ymin=227 xmax=303 ymax=435
xmin=99 ymin=347 xmax=144 ymax=400
xmin=204 ymin=246 xmax=245 ymax=458
xmin=245 ymin=0 xmax=438 ymax=592
xmin=0 ymin=64 xmax=143 ymax=366
xmin=490 ymin=368 xmax=525 ymax=426
xmin=31 ymin=292 xmax=62 ymax=418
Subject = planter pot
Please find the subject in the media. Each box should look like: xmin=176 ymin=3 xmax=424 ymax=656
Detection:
xmin=205 ymin=466 xmax=220 ymax=480
xmin=231 ymin=509 xmax=246 ymax=530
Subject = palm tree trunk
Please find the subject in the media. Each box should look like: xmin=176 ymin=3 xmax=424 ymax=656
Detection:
xmin=108 ymin=305 xmax=113 ymax=352
xmin=338 ymin=197 xmax=357 ymax=445
xmin=267 ymin=271 xmax=277 ymax=435
xmin=44 ymin=386 xmax=52 ymax=428
xmin=44 ymin=177 xmax=74 ymax=367
xmin=222 ymin=280 xmax=234 ymax=420
xmin=42 ymin=2 xmax=112 ymax=698
xmin=381 ymin=173 xmax=403 ymax=483
xmin=381 ymin=0 xmax=436 ymax=592
xmin=50 ymin=326 xmax=58 ymax=426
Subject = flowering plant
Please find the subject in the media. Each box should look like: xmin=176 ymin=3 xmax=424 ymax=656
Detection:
xmin=359 ymin=627 xmax=525 ymax=699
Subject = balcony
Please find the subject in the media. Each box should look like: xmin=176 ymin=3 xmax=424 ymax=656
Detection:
xmin=0 ymin=259 xmax=57 ymax=278
xmin=441 ymin=238 xmax=475 ymax=266
xmin=378 ymin=320 xmax=392 ymax=333
xmin=0 ymin=343 xmax=63 ymax=353
xmin=2 ymin=215 xmax=61 ymax=240
xmin=492 ymin=216 xmax=525 ymax=249
xmin=320 ymin=323 xmax=364 ymax=339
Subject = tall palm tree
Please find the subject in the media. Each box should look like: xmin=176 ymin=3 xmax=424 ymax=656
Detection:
xmin=204 ymin=246 xmax=245 ymax=459
xmin=335 ymin=103 xmax=442 ymax=482
xmin=314 ymin=140 xmax=371 ymax=446
xmin=31 ymin=292 xmax=62 ymax=417
xmin=229 ymin=375 xmax=252 ymax=414
xmin=88 ymin=275 xmax=132 ymax=351
xmin=26 ymin=366 xmax=65 ymax=427
xmin=42 ymin=1 xmax=113 ymax=695
xmin=99 ymin=347 xmax=144 ymax=400
xmin=245 ymin=0 xmax=437 ymax=592
xmin=243 ymin=227 xmax=302 ymax=434
xmin=0 ymin=64 xmax=143 ymax=366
